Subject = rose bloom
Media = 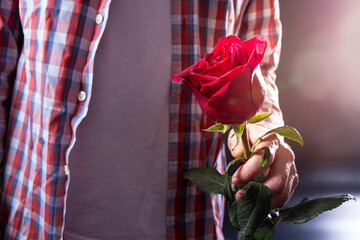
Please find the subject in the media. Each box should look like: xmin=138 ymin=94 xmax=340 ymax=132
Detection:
xmin=171 ymin=35 xmax=267 ymax=124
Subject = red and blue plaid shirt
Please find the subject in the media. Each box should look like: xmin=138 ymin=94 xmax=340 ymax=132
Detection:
xmin=0 ymin=0 xmax=283 ymax=239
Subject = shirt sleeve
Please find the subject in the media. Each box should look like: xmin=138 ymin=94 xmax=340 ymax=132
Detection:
xmin=238 ymin=0 xmax=284 ymax=128
xmin=0 ymin=0 xmax=23 ymax=164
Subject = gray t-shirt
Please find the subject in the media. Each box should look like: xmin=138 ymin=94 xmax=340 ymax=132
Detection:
xmin=64 ymin=0 xmax=171 ymax=239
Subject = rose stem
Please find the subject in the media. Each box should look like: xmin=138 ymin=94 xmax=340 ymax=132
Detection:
xmin=241 ymin=122 xmax=251 ymax=159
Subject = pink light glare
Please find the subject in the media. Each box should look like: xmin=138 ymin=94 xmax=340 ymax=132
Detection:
xmin=277 ymin=0 xmax=360 ymax=161
xmin=288 ymin=2 xmax=360 ymax=112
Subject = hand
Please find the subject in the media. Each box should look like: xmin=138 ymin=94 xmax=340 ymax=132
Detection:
xmin=227 ymin=124 xmax=298 ymax=209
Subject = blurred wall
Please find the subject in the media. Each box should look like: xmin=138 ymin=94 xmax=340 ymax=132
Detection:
xmin=277 ymin=0 xmax=360 ymax=188
xmin=268 ymin=1 xmax=360 ymax=239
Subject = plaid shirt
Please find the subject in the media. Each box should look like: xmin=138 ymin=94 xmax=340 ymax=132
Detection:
xmin=0 ymin=0 xmax=283 ymax=239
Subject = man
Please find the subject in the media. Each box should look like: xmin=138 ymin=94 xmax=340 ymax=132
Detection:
xmin=0 ymin=0 xmax=297 ymax=239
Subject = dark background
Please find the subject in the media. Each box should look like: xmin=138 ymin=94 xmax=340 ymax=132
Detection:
xmin=223 ymin=1 xmax=360 ymax=239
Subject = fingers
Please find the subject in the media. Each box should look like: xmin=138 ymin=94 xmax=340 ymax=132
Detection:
xmin=262 ymin=144 xmax=297 ymax=208
xmin=262 ymin=144 xmax=294 ymax=195
xmin=233 ymin=139 xmax=298 ymax=209
xmin=235 ymin=189 xmax=246 ymax=201
xmin=269 ymin=162 xmax=298 ymax=209
xmin=232 ymin=133 xmax=279 ymax=186
xmin=227 ymin=124 xmax=270 ymax=159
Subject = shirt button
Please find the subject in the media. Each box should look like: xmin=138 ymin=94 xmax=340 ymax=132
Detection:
xmin=95 ymin=13 xmax=103 ymax=24
xmin=78 ymin=91 xmax=86 ymax=102
xmin=64 ymin=165 xmax=69 ymax=176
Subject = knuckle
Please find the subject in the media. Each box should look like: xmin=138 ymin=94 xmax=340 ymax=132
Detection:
xmin=291 ymin=161 xmax=298 ymax=172
xmin=282 ymin=144 xmax=295 ymax=162
xmin=288 ymin=149 xmax=295 ymax=162
xmin=294 ymin=173 xmax=299 ymax=186
xmin=259 ymin=134 xmax=279 ymax=148
xmin=267 ymin=148 xmax=276 ymax=165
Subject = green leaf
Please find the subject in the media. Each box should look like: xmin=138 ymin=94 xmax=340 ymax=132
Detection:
xmin=261 ymin=147 xmax=270 ymax=168
xmin=225 ymin=173 xmax=239 ymax=230
xmin=254 ymin=218 xmax=275 ymax=240
xmin=251 ymin=147 xmax=271 ymax=168
xmin=232 ymin=123 xmax=245 ymax=150
xmin=229 ymin=201 xmax=240 ymax=230
xmin=254 ymin=173 xmax=266 ymax=183
xmin=204 ymin=123 xmax=230 ymax=133
xmin=247 ymin=113 xmax=272 ymax=124
xmin=183 ymin=168 xmax=226 ymax=195
xmin=236 ymin=182 xmax=272 ymax=239
xmin=226 ymin=155 xmax=246 ymax=174
xmin=224 ymin=173 xmax=235 ymax=204
xmin=263 ymin=125 xmax=304 ymax=146
xmin=279 ymin=194 xmax=356 ymax=224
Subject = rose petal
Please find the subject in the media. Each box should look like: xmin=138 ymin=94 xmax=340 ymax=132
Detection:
xmin=212 ymin=50 xmax=229 ymax=65
xmin=171 ymin=34 xmax=268 ymax=124
xmin=173 ymin=60 xmax=200 ymax=79
xmin=199 ymin=65 xmax=246 ymax=98
xmin=171 ymin=74 xmax=185 ymax=83
xmin=180 ymin=79 xmax=217 ymax=120
xmin=202 ymin=55 xmax=230 ymax=77
xmin=226 ymin=35 xmax=244 ymax=45
xmin=243 ymin=35 xmax=267 ymax=69
xmin=211 ymin=36 xmax=229 ymax=55
xmin=225 ymin=43 xmax=248 ymax=68
xmin=171 ymin=60 xmax=202 ymax=89
xmin=200 ymin=55 xmax=213 ymax=68
xmin=212 ymin=35 xmax=243 ymax=55
xmin=207 ymin=66 xmax=258 ymax=124
xmin=190 ymin=68 xmax=217 ymax=87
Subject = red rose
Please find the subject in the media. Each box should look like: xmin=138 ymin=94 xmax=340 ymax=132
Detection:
xmin=171 ymin=35 xmax=267 ymax=124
